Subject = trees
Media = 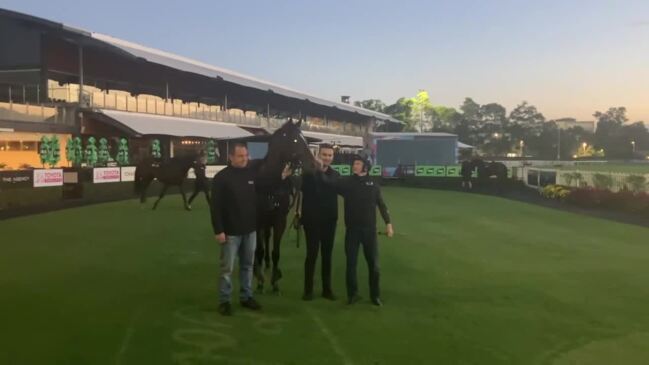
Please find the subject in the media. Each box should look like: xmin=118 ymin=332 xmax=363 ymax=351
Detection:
xmin=97 ymin=138 xmax=110 ymax=166
xmin=84 ymin=137 xmax=98 ymax=167
xmin=353 ymin=99 xmax=386 ymax=113
xmin=384 ymin=97 xmax=415 ymax=131
xmin=116 ymin=138 xmax=129 ymax=166
xmin=378 ymin=91 xmax=646 ymax=160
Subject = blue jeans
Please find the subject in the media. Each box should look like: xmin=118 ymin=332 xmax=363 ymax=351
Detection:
xmin=219 ymin=231 xmax=257 ymax=304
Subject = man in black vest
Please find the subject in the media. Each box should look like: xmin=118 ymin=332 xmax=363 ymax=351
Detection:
xmin=301 ymin=144 xmax=340 ymax=301
xmin=318 ymin=155 xmax=394 ymax=306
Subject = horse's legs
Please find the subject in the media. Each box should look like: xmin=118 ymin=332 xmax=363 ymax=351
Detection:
xmin=179 ymin=184 xmax=190 ymax=211
xmin=264 ymin=225 xmax=271 ymax=269
xmin=152 ymin=184 xmax=168 ymax=210
xmin=270 ymin=215 xmax=287 ymax=292
xmin=254 ymin=227 xmax=266 ymax=292
xmin=187 ymin=185 xmax=200 ymax=207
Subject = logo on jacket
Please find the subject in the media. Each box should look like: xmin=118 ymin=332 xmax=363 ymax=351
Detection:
xmin=248 ymin=180 xmax=254 ymax=185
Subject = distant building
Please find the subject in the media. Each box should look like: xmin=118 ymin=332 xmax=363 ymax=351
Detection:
xmin=552 ymin=118 xmax=596 ymax=132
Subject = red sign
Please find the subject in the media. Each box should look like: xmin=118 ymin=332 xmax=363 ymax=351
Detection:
xmin=93 ymin=167 xmax=121 ymax=183
xmin=33 ymin=169 xmax=64 ymax=187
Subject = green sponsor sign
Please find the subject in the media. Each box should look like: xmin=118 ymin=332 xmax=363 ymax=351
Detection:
xmin=369 ymin=165 xmax=382 ymax=176
xmin=446 ymin=165 xmax=461 ymax=177
xmin=331 ymin=165 xmax=351 ymax=176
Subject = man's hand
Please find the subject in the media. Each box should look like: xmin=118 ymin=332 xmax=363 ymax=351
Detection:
xmin=314 ymin=157 xmax=323 ymax=171
xmin=281 ymin=164 xmax=293 ymax=180
xmin=215 ymin=233 xmax=227 ymax=244
xmin=386 ymin=224 xmax=394 ymax=238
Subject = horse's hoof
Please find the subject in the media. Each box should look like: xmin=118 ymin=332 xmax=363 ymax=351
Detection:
xmin=185 ymin=206 xmax=192 ymax=211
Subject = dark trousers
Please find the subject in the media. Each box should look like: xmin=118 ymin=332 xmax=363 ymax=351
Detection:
xmin=303 ymin=218 xmax=337 ymax=295
xmin=345 ymin=227 xmax=380 ymax=300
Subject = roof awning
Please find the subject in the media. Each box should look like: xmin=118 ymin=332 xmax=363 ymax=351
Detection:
xmin=302 ymin=131 xmax=363 ymax=147
xmin=98 ymin=109 xmax=253 ymax=139
xmin=457 ymin=142 xmax=474 ymax=149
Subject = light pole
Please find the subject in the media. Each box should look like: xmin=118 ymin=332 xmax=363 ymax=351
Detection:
xmin=556 ymin=128 xmax=561 ymax=160
xmin=631 ymin=140 xmax=636 ymax=153
xmin=519 ymin=140 xmax=524 ymax=157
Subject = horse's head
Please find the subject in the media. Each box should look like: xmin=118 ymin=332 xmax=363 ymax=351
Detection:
xmin=269 ymin=118 xmax=315 ymax=171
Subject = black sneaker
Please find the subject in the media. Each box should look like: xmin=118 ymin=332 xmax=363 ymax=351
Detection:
xmin=322 ymin=291 xmax=337 ymax=301
xmin=240 ymin=297 xmax=262 ymax=311
xmin=218 ymin=302 xmax=232 ymax=316
xmin=347 ymin=295 xmax=362 ymax=305
xmin=371 ymin=298 xmax=383 ymax=307
xmin=302 ymin=292 xmax=314 ymax=301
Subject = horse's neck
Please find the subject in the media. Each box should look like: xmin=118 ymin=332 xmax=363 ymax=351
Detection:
xmin=258 ymin=142 xmax=283 ymax=177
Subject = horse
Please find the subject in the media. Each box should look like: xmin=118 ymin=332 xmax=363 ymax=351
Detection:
xmin=471 ymin=158 xmax=508 ymax=183
xmin=134 ymin=154 xmax=201 ymax=210
xmin=250 ymin=119 xmax=315 ymax=294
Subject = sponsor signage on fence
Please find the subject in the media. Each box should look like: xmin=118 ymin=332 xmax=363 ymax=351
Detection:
xmin=33 ymin=169 xmax=64 ymax=187
xmin=369 ymin=165 xmax=382 ymax=177
xmin=93 ymin=167 xmax=121 ymax=183
xmin=120 ymin=166 xmax=136 ymax=182
xmin=0 ymin=170 xmax=33 ymax=189
xmin=331 ymin=165 xmax=351 ymax=176
xmin=188 ymin=165 xmax=227 ymax=179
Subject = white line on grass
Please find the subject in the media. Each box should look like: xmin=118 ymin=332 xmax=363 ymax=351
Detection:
xmin=306 ymin=308 xmax=355 ymax=365
xmin=114 ymin=307 xmax=143 ymax=365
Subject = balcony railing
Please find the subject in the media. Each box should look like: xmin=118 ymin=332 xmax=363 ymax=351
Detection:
xmin=1 ymin=83 xmax=366 ymax=136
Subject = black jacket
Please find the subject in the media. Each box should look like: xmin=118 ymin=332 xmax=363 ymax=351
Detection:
xmin=321 ymin=173 xmax=391 ymax=229
xmin=210 ymin=164 xmax=257 ymax=235
xmin=301 ymin=167 xmax=340 ymax=223
xmin=210 ymin=160 xmax=284 ymax=235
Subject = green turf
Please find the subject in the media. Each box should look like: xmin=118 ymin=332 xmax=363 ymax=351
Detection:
xmin=2 ymin=187 xmax=649 ymax=364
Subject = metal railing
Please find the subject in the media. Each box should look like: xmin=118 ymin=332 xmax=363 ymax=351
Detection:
xmin=1 ymin=82 xmax=366 ymax=136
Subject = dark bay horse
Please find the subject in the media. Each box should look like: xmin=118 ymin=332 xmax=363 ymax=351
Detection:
xmin=250 ymin=119 xmax=315 ymax=294
xmin=471 ymin=158 xmax=508 ymax=183
xmin=134 ymin=154 xmax=201 ymax=210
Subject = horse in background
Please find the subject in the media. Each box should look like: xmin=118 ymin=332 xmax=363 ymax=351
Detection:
xmin=134 ymin=154 xmax=202 ymax=210
xmin=471 ymin=158 xmax=508 ymax=183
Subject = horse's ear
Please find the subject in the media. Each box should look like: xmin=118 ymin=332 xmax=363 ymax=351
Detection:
xmin=296 ymin=119 xmax=302 ymax=128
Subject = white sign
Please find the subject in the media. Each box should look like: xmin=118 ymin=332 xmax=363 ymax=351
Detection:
xmin=93 ymin=167 xmax=121 ymax=183
xmin=120 ymin=166 xmax=137 ymax=182
xmin=187 ymin=165 xmax=226 ymax=179
xmin=33 ymin=169 xmax=63 ymax=187
xmin=206 ymin=165 xmax=226 ymax=178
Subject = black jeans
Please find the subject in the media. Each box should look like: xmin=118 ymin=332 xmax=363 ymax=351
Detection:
xmin=345 ymin=227 xmax=380 ymax=300
xmin=303 ymin=218 xmax=337 ymax=295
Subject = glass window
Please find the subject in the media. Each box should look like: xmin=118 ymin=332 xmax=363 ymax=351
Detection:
xmin=8 ymin=141 xmax=21 ymax=150
xmin=22 ymin=142 xmax=37 ymax=151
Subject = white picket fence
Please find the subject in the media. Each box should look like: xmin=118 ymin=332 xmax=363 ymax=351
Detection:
xmin=519 ymin=166 xmax=649 ymax=192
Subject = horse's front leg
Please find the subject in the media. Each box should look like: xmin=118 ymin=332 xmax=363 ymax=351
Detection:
xmin=179 ymin=183 xmax=190 ymax=211
xmin=152 ymin=184 xmax=168 ymax=210
xmin=253 ymin=229 xmax=266 ymax=293
xmin=270 ymin=216 xmax=287 ymax=293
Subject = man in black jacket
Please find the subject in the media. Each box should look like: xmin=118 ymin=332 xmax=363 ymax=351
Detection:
xmin=210 ymin=143 xmax=292 ymax=316
xmin=318 ymin=155 xmax=394 ymax=306
xmin=301 ymin=144 xmax=340 ymax=301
